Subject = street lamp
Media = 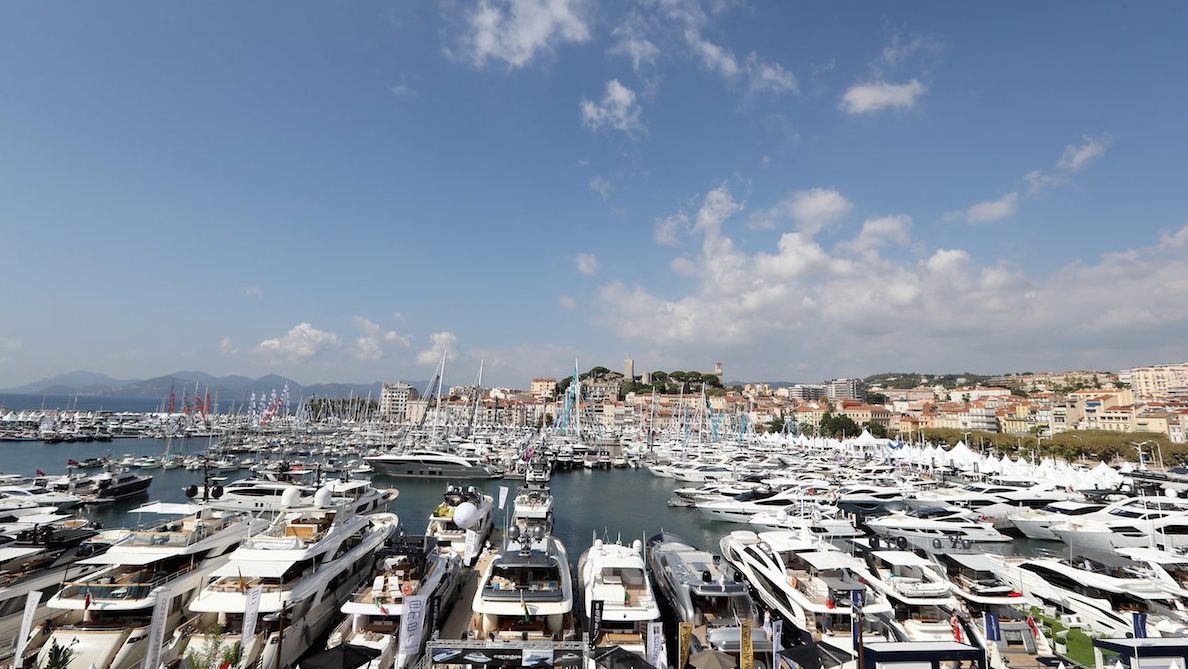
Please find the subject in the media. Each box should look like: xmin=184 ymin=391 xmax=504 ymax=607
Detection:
xmin=1068 ymin=434 xmax=1084 ymax=461
xmin=1130 ymin=440 xmax=1156 ymax=470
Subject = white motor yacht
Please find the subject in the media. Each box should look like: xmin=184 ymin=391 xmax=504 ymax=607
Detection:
xmin=578 ymin=538 xmax=667 ymax=669
xmin=426 ymin=485 xmax=494 ymax=566
xmin=316 ymin=534 xmax=461 ymax=669
xmin=859 ymin=550 xmax=960 ymax=641
xmin=718 ymin=530 xmax=887 ymax=659
xmin=470 ymin=532 xmax=575 ymax=641
xmin=29 ymin=503 xmax=262 ymax=669
xmin=175 ymin=495 xmax=398 ymax=669
xmin=364 ymin=449 xmax=501 ymax=479
xmin=866 ymin=507 xmax=1011 ymax=553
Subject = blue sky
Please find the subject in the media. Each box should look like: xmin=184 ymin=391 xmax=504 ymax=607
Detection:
xmin=2 ymin=0 xmax=1187 ymax=387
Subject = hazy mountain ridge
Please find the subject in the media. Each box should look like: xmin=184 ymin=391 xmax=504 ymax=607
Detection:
xmin=2 ymin=371 xmax=428 ymax=401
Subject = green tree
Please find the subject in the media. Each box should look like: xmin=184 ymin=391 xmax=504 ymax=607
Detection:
xmin=42 ymin=639 xmax=75 ymax=669
xmin=866 ymin=422 xmax=889 ymax=438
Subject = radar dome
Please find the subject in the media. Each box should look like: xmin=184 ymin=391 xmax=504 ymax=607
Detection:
xmin=280 ymin=486 xmax=302 ymax=508
xmin=453 ymin=501 xmax=481 ymax=530
xmin=632 ymin=539 xmax=643 ymax=552
xmin=314 ymin=487 xmax=333 ymax=508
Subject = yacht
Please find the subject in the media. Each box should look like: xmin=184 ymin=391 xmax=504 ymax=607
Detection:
xmin=0 ymin=524 xmax=110 ymax=666
xmin=718 ymin=530 xmax=885 ymax=659
xmin=29 ymin=504 xmax=261 ymax=669
xmin=696 ymin=487 xmax=838 ymax=523
xmin=512 ymin=485 xmax=555 ymax=537
xmin=993 ymin=552 xmax=1188 ymax=638
xmin=188 ymin=477 xmax=398 ymax=516
xmin=747 ymin=510 xmax=863 ymax=540
xmin=469 ymin=529 xmax=575 ymax=641
xmin=425 ymin=485 xmax=495 ymax=566
xmin=318 ymin=534 xmax=461 ymax=669
xmin=866 ymin=507 xmax=1011 ymax=553
xmin=858 ymin=550 xmax=961 ymax=642
xmin=648 ymin=532 xmax=771 ymax=668
xmin=364 ymin=450 xmax=501 ymax=479
xmin=48 ymin=468 xmax=151 ymax=503
xmin=577 ymin=538 xmax=667 ymax=669
xmin=1007 ymin=500 xmax=1107 ymax=540
xmin=669 ymin=463 xmax=735 ymax=483
xmin=931 ymin=553 xmax=1053 ymax=669
xmin=1049 ymin=502 xmax=1188 ymax=550
xmin=904 ymin=482 xmax=1070 ymax=512
xmin=0 ymin=486 xmax=83 ymax=511
xmin=175 ymin=497 xmax=399 ymax=669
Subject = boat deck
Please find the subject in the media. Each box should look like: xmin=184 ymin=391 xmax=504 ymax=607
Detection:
xmin=439 ymin=537 xmax=501 ymax=639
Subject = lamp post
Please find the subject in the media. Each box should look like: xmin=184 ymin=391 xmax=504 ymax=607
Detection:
xmin=1069 ymin=434 xmax=1084 ymax=461
xmin=1131 ymin=440 xmax=1156 ymax=471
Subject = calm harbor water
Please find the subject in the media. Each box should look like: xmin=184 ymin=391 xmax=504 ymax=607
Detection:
xmin=0 ymin=438 xmax=1060 ymax=560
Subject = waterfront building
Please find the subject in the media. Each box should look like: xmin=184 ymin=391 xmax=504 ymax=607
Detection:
xmin=531 ymin=377 xmax=557 ymax=400
xmin=380 ymin=382 xmax=414 ymax=421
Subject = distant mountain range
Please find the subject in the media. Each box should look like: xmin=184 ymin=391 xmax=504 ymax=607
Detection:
xmin=2 ymin=371 xmax=430 ymax=402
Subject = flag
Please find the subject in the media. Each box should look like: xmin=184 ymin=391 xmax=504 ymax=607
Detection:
xmin=35 ymin=469 xmax=44 ymax=477
xmin=237 ymin=568 xmax=246 ymax=592
xmin=84 ymin=591 xmax=91 ymax=610
xmin=67 ymin=459 xmax=79 ymax=467
xmin=1133 ymin=612 xmax=1148 ymax=639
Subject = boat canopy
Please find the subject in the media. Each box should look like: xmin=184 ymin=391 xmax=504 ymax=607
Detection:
xmin=212 ymin=559 xmax=299 ymax=578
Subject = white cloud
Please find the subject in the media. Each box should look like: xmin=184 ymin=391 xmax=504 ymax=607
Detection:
xmin=350 ymin=316 xmax=410 ymax=360
xmin=218 ymin=337 xmax=239 ymax=355
xmin=416 ymin=331 xmax=460 ymax=365
xmin=609 ymin=16 xmax=659 ymax=71
xmin=840 ymin=79 xmax=927 ymax=114
xmin=460 ymin=0 xmax=590 ymax=69
xmin=841 ymin=215 xmax=912 ymax=253
xmin=389 ymin=84 xmax=415 ymax=98
xmin=575 ymin=253 xmax=599 ymax=275
xmin=253 ymin=323 xmax=341 ymax=362
xmin=596 ymin=185 xmax=1188 ymax=380
xmin=745 ymin=53 xmax=797 ymax=95
xmin=751 ymin=188 xmax=851 ymax=235
xmin=589 ymin=176 xmax=613 ymax=200
xmin=654 ymin=212 xmax=689 ymax=246
xmin=879 ymin=33 xmax=943 ymax=67
xmin=558 ymin=294 xmax=577 ymax=309
xmin=1024 ymin=170 xmax=1067 ymax=195
xmin=685 ymin=29 xmax=739 ymax=79
xmin=1058 ymin=135 xmax=1111 ymax=172
xmin=242 ymin=285 xmax=264 ymax=299
xmin=580 ymin=80 xmax=644 ymax=136
xmin=962 ymin=191 xmax=1019 ymax=224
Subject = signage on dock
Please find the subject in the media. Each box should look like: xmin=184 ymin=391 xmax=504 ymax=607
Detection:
xmin=741 ymin=619 xmax=754 ymax=669
xmin=428 ymin=644 xmax=582 ymax=669
xmin=1133 ymin=612 xmax=1149 ymax=639
xmin=771 ymin=620 xmax=783 ymax=655
xmin=12 ymin=590 xmax=41 ymax=669
xmin=984 ymin=613 xmax=1000 ymax=642
xmin=589 ymin=599 xmax=604 ymax=649
xmin=465 ymin=529 xmax=481 ymax=563
xmin=678 ymin=622 xmax=693 ymax=669
xmin=142 ymin=586 xmax=172 ymax=669
xmin=400 ymin=594 xmax=429 ymax=656
xmin=499 ymin=486 xmax=509 ymax=510
xmin=646 ymin=622 xmax=663 ymax=668
xmin=241 ymin=585 xmax=263 ymax=652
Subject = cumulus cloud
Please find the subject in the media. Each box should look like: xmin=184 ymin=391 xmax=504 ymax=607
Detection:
xmin=840 ymin=79 xmax=927 ymax=114
xmin=596 ymin=184 xmax=1188 ymax=379
xmin=1058 ymin=135 xmax=1111 ymax=172
xmin=654 ymin=212 xmax=689 ymax=246
xmin=416 ymin=331 xmax=460 ymax=365
xmin=840 ymin=215 xmax=912 ymax=254
xmin=558 ymin=294 xmax=577 ymax=309
xmin=580 ymin=80 xmax=644 ymax=136
xmin=350 ymin=317 xmax=410 ymax=360
xmin=961 ymin=191 xmax=1019 ymax=224
xmin=458 ymin=0 xmax=590 ymax=69
xmin=751 ymin=188 xmax=851 ymax=234
xmin=218 ymin=337 xmax=239 ymax=355
xmin=745 ymin=53 xmax=797 ymax=95
xmin=254 ymin=323 xmax=341 ymax=362
xmin=575 ymin=253 xmax=599 ymax=275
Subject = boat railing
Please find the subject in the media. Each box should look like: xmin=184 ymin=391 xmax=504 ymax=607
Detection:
xmin=60 ymin=563 xmax=197 ymax=601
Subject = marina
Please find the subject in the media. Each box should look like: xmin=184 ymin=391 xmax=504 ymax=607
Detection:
xmin=0 ymin=427 xmax=1183 ymax=669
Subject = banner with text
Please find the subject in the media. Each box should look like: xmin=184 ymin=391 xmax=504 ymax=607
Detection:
xmin=241 ymin=585 xmax=263 ymax=655
xmin=13 ymin=590 xmax=42 ymax=669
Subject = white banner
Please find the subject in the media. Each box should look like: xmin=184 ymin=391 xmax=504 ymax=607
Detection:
xmin=240 ymin=585 xmax=263 ymax=654
xmin=464 ymin=529 xmax=480 ymax=563
xmin=12 ymin=590 xmax=42 ymax=669
xmin=398 ymin=594 xmax=428 ymax=657
xmin=142 ymin=588 xmax=171 ymax=669
xmin=646 ymin=621 xmax=664 ymax=669
xmin=498 ymin=486 xmax=509 ymax=510
xmin=772 ymin=619 xmax=783 ymax=655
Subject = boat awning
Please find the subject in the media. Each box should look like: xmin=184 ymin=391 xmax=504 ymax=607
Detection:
xmin=946 ymin=553 xmax=1002 ymax=572
xmin=0 ymin=546 xmax=45 ymax=562
xmin=130 ymin=502 xmax=203 ymax=515
xmin=799 ymin=551 xmax=862 ymax=570
xmin=80 ymin=547 xmax=188 ymax=565
xmin=212 ymin=560 xmax=298 ymax=579
xmin=873 ymin=550 xmax=936 ymax=568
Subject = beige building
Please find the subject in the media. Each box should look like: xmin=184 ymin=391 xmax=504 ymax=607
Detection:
xmin=1127 ymin=363 xmax=1188 ymax=399
xmin=530 ymin=377 xmax=557 ymax=400
xmin=379 ymin=382 xmax=414 ymax=421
